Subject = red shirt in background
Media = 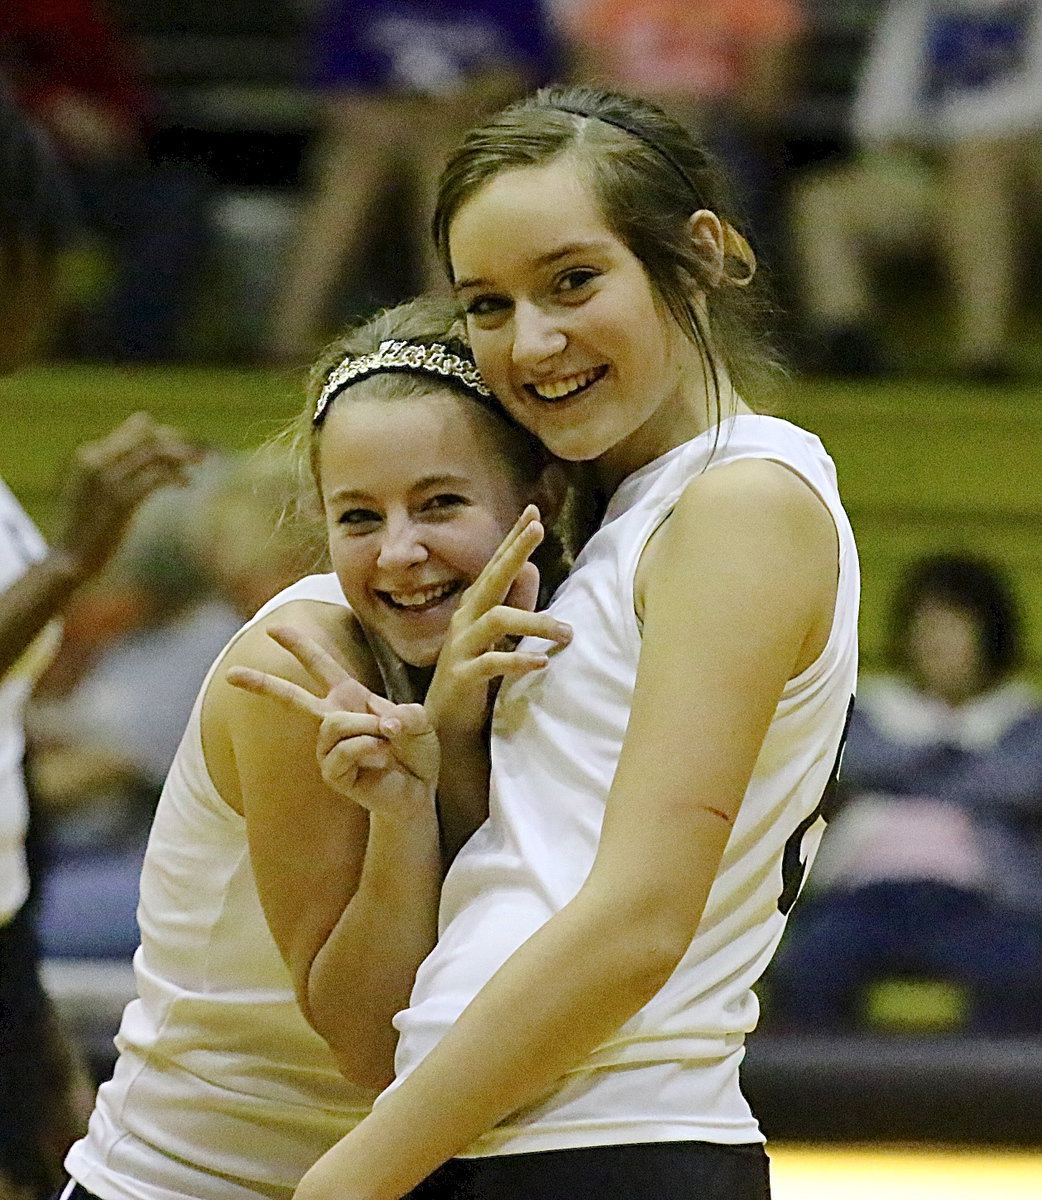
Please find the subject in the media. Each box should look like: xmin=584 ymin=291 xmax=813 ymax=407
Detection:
xmin=0 ymin=0 xmax=148 ymax=154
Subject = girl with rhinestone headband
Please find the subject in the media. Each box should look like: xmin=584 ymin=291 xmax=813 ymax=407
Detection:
xmin=58 ymin=294 xmax=572 ymax=1200
xmin=288 ymin=85 xmax=860 ymax=1200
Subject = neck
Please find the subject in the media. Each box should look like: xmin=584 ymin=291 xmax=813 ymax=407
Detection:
xmin=595 ymin=362 xmax=749 ymax=493
xmin=409 ymin=662 xmax=436 ymax=701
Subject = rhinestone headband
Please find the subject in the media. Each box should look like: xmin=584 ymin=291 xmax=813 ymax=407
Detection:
xmin=314 ymin=339 xmax=492 ymax=425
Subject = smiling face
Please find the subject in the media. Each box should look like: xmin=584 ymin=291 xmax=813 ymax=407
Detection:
xmin=317 ymin=389 xmax=529 ymax=667
xmin=449 ymin=157 xmax=709 ymax=485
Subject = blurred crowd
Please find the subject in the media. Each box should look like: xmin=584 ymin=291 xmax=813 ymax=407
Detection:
xmin=2 ymin=0 xmax=1041 ymax=377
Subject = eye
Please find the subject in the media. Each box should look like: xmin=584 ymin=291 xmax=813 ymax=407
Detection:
xmin=337 ymin=507 xmax=381 ymax=530
xmin=557 ymin=267 xmax=599 ymax=297
xmin=464 ymin=294 xmax=510 ymax=323
xmin=422 ymin=493 xmax=469 ymax=516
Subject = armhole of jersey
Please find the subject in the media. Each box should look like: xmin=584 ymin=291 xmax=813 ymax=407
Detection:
xmin=757 ymin=456 xmax=847 ymax=692
xmin=633 ymin=505 xmax=676 ymax=635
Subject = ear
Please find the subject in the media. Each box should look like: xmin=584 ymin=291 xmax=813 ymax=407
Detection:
xmin=529 ymin=460 xmax=570 ymax=526
xmin=687 ymin=209 xmax=725 ymax=288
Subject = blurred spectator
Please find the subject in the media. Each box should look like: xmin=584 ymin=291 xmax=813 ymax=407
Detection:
xmin=0 ymin=0 xmax=211 ymax=361
xmin=556 ymin=0 xmax=804 ymax=261
xmin=268 ymin=0 xmax=558 ymax=362
xmin=29 ymin=447 xmax=320 ymax=963
xmin=790 ymin=0 xmax=1042 ymax=379
xmin=0 ymin=81 xmax=77 ymax=372
xmin=769 ymin=553 xmax=1042 ymax=1035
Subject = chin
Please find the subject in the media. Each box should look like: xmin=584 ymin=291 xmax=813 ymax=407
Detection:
xmin=391 ymin=640 xmax=440 ymax=670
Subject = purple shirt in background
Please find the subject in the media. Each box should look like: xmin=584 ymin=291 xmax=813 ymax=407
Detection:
xmin=309 ymin=0 xmax=558 ymax=94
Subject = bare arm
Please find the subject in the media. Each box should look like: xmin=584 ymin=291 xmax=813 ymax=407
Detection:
xmin=207 ymin=605 xmax=441 ymax=1091
xmin=293 ymin=460 xmax=839 ymax=1200
xmin=0 ymin=413 xmax=195 ymax=679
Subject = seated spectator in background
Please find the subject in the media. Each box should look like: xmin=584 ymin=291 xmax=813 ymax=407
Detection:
xmin=0 ymin=82 xmax=76 ymax=372
xmin=191 ymin=442 xmax=326 ymax=624
xmin=769 ymin=553 xmax=1042 ymax=1035
xmin=0 ymin=0 xmax=211 ymax=362
xmin=557 ymin=0 xmax=804 ymax=261
xmin=267 ymin=0 xmax=557 ymax=362
xmin=790 ymin=0 xmax=1042 ymax=379
xmin=29 ymin=449 xmax=319 ymax=963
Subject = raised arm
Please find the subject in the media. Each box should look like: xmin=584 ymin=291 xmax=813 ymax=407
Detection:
xmin=207 ymin=603 xmax=441 ymax=1091
xmin=0 ymin=413 xmax=195 ymax=679
xmin=293 ymin=460 xmax=840 ymax=1200
xmin=425 ymin=505 xmax=571 ymax=858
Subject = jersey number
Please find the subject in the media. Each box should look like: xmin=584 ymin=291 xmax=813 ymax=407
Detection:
xmin=777 ymin=694 xmax=854 ymax=915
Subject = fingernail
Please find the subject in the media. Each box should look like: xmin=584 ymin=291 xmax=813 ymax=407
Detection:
xmin=381 ymin=718 xmax=402 ymax=736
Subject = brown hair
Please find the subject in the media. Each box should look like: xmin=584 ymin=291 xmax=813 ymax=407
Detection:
xmin=433 ymin=84 xmax=784 ymax=425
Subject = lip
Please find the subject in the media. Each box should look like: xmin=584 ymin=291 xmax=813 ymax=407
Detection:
xmin=524 ymin=364 xmax=608 ymax=404
xmin=374 ymin=580 xmax=463 ymax=615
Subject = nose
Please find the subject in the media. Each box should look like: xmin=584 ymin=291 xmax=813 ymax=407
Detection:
xmin=511 ymin=301 xmax=567 ymax=369
xmin=376 ymin=514 xmax=428 ymax=571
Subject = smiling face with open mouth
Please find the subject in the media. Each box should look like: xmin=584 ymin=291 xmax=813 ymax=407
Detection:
xmin=449 ymin=157 xmax=708 ymax=486
xmin=318 ymin=390 xmax=531 ymax=667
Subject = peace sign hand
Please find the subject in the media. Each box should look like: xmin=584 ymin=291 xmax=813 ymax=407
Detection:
xmin=227 ymin=624 xmax=439 ymax=821
xmin=425 ymin=505 xmax=572 ymax=741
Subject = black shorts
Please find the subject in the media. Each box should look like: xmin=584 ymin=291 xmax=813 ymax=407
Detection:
xmin=0 ymin=903 xmax=59 ymax=1192
xmin=406 ymin=1140 xmax=771 ymax=1200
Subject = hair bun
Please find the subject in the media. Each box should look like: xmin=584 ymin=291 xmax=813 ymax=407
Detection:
xmin=721 ymin=223 xmax=756 ymax=287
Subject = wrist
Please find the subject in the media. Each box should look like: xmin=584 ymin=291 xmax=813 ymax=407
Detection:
xmin=434 ymin=717 xmax=486 ymax=749
xmin=368 ymin=790 xmax=439 ymax=834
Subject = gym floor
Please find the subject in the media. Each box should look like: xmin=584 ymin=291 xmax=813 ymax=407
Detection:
xmin=771 ymin=1145 xmax=1042 ymax=1198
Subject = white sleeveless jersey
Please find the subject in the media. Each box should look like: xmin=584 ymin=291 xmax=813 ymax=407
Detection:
xmin=391 ymin=416 xmax=859 ymax=1153
xmin=66 ymin=574 xmax=374 ymax=1200
xmin=0 ymin=478 xmax=56 ymax=923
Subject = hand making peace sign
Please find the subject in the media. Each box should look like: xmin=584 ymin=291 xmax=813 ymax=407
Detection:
xmin=227 ymin=625 xmax=439 ymax=823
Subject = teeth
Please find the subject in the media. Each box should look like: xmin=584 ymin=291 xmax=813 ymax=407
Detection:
xmin=532 ymin=369 xmax=600 ymax=400
xmin=385 ymin=582 xmax=456 ymax=609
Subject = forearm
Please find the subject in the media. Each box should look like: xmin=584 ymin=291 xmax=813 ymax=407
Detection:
xmin=296 ymin=890 xmax=686 ymax=1200
xmin=434 ymin=726 xmax=490 ymax=861
xmin=307 ymin=804 xmax=442 ymax=1089
xmin=0 ymin=551 xmax=84 ymax=680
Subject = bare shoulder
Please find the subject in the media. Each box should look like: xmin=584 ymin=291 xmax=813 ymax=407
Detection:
xmin=680 ymin=456 xmax=833 ymax=526
xmin=637 ymin=458 xmax=839 ymax=668
xmin=641 ymin=457 xmax=836 ymax=586
xmin=218 ymin=598 xmax=377 ymax=689
xmin=201 ymin=598 xmax=381 ymax=810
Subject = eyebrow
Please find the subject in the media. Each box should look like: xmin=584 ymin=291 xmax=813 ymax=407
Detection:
xmin=326 ymin=474 xmax=473 ymax=505
xmin=454 ymin=240 xmax=614 ymax=293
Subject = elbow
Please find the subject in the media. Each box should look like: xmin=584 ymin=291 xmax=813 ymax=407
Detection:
xmin=305 ymin=987 xmax=399 ymax=1092
xmin=330 ymin=1046 xmax=395 ymax=1093
xmin=631 ymin=924 xmax=697 ymax=991
xmin=592 ymin=898 xmax=700 ymax=997
xmin=309 ymin=1006 xmax=398 ymax=1092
